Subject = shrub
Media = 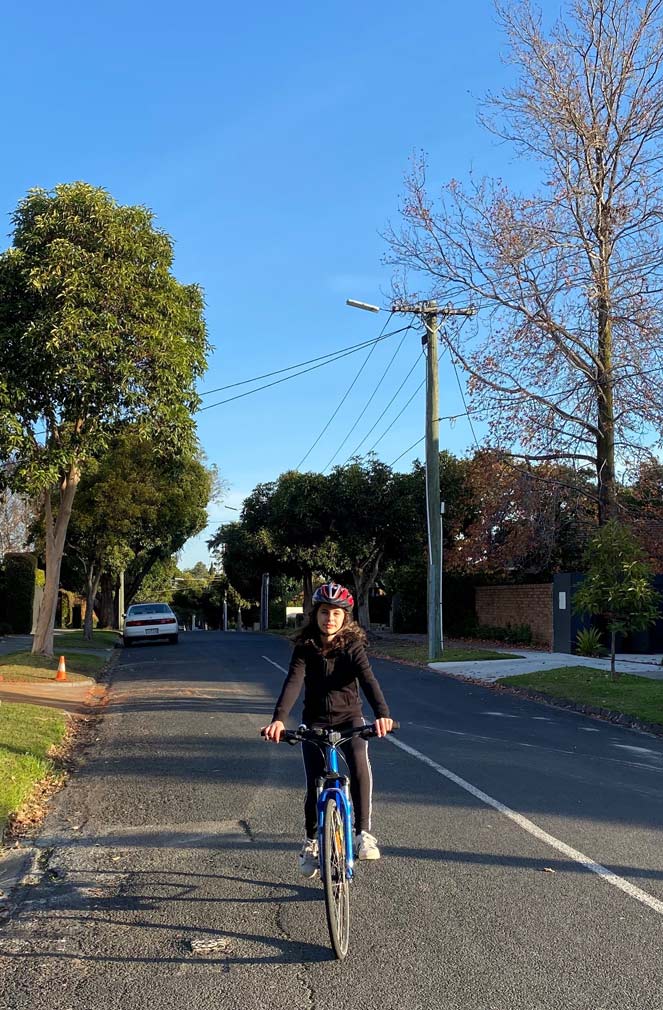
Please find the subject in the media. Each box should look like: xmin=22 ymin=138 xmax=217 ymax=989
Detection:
xmin=0 ymin=621 xmax=13 ymax=636
xmin=460 ymin=621 xmax=533 ymax=645
xmin=575 ymin=626 xmax=608 ymax=657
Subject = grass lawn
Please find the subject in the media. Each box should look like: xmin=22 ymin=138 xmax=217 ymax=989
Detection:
xmin=53 ymin=629 xmax=120 ymax=650
xmin=498 ymin=666 xmax=663 ymax=726
xmin=372 ymin=642 xmax=521 ymax=664
xmin=0 ymin=651 xmax=105 ymax=683
xmin=0 ymin=703 xmax=67 ymax=837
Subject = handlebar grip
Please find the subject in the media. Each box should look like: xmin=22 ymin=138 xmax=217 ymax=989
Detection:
xmin=360 ymin=721 xmax=399 ymax=739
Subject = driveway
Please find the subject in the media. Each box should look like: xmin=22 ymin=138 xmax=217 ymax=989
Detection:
xmin=430 ymin=648 xmax=663 ymax=683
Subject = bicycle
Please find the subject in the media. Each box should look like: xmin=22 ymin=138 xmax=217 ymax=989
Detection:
xmin=270 ymin=722 xmax=398 ymax=960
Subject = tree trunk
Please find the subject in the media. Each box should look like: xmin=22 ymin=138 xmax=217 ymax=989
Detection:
xmin=302 ymin=570 xmax=313 ymax=618
xmin=353 ymin=551 xmax=383 ymax=630
xmin=596 ymin=306 xmax=617 ymax=525
xmin=610 ymin=628 xmax=618 ymax=681
xmin=97 ymin=572 xmax=116 ymax=628
xmin=32 ymin=466 xmax=81 ymax=656
xmin=125 ymin=548 xmax=164 ymax=602
xmin=83 ymin=566 xmax=103 ymax=641
xmin=595 ymin=152 xmax=618 ymax=526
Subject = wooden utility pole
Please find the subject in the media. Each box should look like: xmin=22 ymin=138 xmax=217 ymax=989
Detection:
xmin=347 ymin=296 xmax=475 ymax=660
xmin=424 ymin=305 xmax=442 ymax=659
xmin=391 ymin=301 xmax=475 ymax=660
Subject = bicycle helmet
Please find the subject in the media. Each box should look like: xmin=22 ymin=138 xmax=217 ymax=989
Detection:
xmin=312 ymin=582 xmax=354 ymax=611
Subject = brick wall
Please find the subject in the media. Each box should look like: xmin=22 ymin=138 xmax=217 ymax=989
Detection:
xmin=475 ymin=584 xmax=553 ymax=647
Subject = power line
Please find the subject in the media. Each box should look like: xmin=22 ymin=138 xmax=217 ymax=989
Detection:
xmin=320 ymin=326 xmax=411 ymax=473
xmin=388 ymin=412 xmax=473 ymax=466
xmin=367 ymin=376 xmax=426 ymax=454
xmin=341 ymin=351 xmax=425 ymax=465
xmin=295 ymin=312 xmax=396 ymax=471
xmin=198 ymin=323 xmax=411 ymax=413
xmin=198 ymin=329 xmax=408 ymax=398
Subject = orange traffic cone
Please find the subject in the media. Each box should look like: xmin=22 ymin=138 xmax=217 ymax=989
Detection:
xmin=56 ymin=656 xmax=67 ymax=682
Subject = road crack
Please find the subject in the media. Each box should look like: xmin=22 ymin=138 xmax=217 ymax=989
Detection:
xmin=273 ymin=889 xmax=317 ymax=1010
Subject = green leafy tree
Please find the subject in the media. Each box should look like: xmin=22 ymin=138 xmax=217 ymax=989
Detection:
xmin=326 ymin=458 xmax=424 ymax=628
xmin=132 ymin=556 xmax=180 ymax=605
xmin=241 ymin=471 xmax=341 ymax=612
xmin=573 ymin=520 xmax=660 ymax=679
xmin=0 ymin=183 xmax=208 ymax=655
xmin=383 ymin=452 xmax=478 ymax=632
xmin=210 ymin=521 xmax=275 ymax=607
xmin=62 ymin=431 xmax=213 ymax=635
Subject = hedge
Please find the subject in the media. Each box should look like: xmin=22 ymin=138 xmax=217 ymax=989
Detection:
xmin=1 ymin=554 xmax=37 ymax=634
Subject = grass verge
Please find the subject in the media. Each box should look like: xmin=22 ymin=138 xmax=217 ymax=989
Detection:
xmin=497 ymin=666 xmax=663 ymax=727
xmin=0 ymin=651 xmax=105 ymax=683
xmin=0 ymin=703 xmax=67 ymax=838
xmin=53 ymin=630 xmax=120 ymax=650
xmin=372 ymin=642 xmax=520 ymax=664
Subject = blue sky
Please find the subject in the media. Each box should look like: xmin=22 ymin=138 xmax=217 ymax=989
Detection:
xmin=1 ymin=1 xmax=549 ymax=566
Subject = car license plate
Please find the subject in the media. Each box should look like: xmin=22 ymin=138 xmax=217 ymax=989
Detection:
xmin=145 ymin=628 xmax=159 ymax=635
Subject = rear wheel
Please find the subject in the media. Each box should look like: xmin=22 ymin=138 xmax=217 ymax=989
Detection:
xmin=322 ymin=796 xmax=350 ymax=959
xmin=123 ymin=637 xmax=132 ymax=648
xmin=169 ymin=635 xmax=179 ymax=645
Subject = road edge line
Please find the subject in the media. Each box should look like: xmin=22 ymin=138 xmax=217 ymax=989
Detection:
xmin=387 ymin=735 xmax=663 ymax=917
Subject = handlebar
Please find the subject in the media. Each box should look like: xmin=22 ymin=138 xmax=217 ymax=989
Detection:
xmin=261 ymin=722 xmax=399 ymax=746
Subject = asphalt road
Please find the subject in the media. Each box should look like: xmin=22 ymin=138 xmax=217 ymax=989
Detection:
xmin=1 ymin=631 xmax=662 ymax=1009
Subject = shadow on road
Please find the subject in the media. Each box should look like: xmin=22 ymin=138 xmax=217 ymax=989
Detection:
xmin=3 ymin=868 xmax=335 ymax=966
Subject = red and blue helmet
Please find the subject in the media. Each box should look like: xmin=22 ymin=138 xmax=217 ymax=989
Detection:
xmin=312 ymin=582 xmax=354 ymax=612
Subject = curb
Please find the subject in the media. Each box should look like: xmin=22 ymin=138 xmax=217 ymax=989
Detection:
xmin=0 ymin=648 xmax=120 ymax=918
xmin=370 ymin=648 xmax=663 ymax=739
xmin=487 ymin=681 xmax=663 ymax=738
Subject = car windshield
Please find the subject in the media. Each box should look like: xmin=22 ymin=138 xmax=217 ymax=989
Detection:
xmin=128 ymin=604 xmax=171 ymax=615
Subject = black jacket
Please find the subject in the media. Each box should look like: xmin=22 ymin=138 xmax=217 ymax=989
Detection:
xmin=272 ymin=638 xmax=390 ymax=727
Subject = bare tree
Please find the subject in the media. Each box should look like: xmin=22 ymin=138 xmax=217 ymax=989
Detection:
xmin=0 ymin=489 xmax=36 ymax=554
xmin=387 ymin=0 xmax=663 ymax=523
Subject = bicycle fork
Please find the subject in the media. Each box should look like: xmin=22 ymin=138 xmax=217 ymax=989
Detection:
xmin=316 ymin=752 xmax=355 ymax=881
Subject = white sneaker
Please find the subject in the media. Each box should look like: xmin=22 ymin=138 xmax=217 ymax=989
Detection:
xmin=355 ymin=831 xmax=380 ymax=861
xmin=298 ymin=837 xmax=319 ymax=877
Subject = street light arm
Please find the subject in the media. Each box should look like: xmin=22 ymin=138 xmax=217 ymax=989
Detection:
xmin=346 ymin=298 xmax=381 ymax=313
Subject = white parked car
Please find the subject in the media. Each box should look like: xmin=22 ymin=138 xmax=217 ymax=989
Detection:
xmin=123 ymin=602 xmax=179 ymax=646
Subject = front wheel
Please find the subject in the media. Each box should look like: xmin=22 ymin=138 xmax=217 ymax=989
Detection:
xmin=322 ymin=796 xmax=350 ymax=959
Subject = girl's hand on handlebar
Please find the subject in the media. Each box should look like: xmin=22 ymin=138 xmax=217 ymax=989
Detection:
xmin=373 ymin=717 xmax=394 ymax=738
xmin=261 ymin=720 xmax=285 ymax=742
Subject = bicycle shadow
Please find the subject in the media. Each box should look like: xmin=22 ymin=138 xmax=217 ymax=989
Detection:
xmin=4 ymin=869 xmax=338 ymax=966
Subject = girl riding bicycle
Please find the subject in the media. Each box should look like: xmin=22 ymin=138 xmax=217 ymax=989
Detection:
xmin=262 ymin=582 xmax=394 ymax=877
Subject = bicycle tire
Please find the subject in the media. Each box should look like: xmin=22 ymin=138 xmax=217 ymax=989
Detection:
xmin=322 ymin=795 xmax=350 ymax=959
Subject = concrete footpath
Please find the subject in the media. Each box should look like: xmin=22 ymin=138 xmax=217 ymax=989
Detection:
xmin=430 ymin=648 xmax=663 ymax=683
xmin=0 ymin=635 xmax=111 ymax=711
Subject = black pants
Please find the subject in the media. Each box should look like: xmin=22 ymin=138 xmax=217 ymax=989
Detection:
xmin=302 ymin=721 xmax=373 ymax=838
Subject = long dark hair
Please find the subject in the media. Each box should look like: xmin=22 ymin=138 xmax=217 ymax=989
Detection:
xmin=295 ymin=603 xmax=366 ymax=653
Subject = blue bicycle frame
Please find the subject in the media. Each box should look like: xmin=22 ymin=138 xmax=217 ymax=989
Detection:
xmin=316 ymin=731 xmax=355 ymax=882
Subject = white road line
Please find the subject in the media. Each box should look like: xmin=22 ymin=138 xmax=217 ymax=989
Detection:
xmin=579 ymin=728 xmax=600 ymax=733
xmin=405 ymin=721 xmax=662 ymax=771
xmin=388 ymin=735 xmax=663 ymax=917
xmin=613 ymin=744 xmax=659 ymax=757
xmin=262 ymin=656 xmax=288 ymax=674
xmin=482 ymin=711 xmax=519 ymax=718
